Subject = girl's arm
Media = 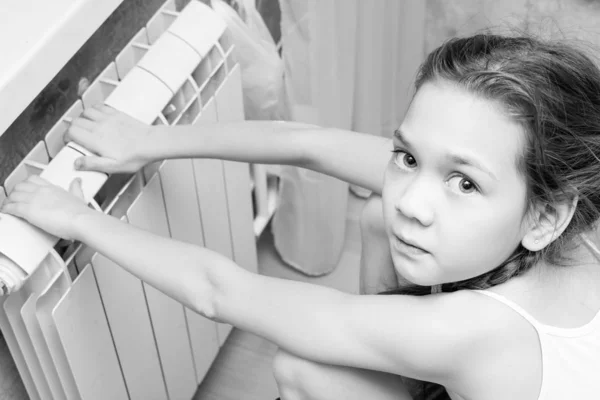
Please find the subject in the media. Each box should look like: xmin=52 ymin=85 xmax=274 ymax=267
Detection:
xmin=67 ymin=106 xmax=392 ymax=194
xmin=152 ymin=122 xmax=392 ymax=194
xmin=72 ymin=205 xmax=480 ymax=384
xmin=2 ymin=177 xmax=501 ymax=391
xmin=77 ymin=207 xmax=501 ymax=390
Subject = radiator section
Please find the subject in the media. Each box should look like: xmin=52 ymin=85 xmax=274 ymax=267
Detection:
xmin=0 ymin=1 xmax=272 ymax=398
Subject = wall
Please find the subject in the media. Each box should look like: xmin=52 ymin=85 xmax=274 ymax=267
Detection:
xmin=426 ymin=0 xmax=600 ymax=53
xmin=426 ymin=0 xmax=600 ymax=246
xmin=0 ymin=0 xmax=200 ymax=184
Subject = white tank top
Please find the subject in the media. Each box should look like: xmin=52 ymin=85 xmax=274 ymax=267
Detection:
xmin=473 ymin=290 xmax=600 ymax=400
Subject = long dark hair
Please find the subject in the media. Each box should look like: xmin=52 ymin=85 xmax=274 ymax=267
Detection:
xmin=382 ymin=34 xmax=600 ymax=296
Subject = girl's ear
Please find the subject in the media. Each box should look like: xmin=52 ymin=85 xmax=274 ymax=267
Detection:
xmin=521 ymin=194 xmax=578 ymax=251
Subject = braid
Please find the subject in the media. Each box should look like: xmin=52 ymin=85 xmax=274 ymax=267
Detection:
xmin=441 ymin=246 xmax=541 ymax=292
xmin=379 ymin=246 xmax=541 ymax=296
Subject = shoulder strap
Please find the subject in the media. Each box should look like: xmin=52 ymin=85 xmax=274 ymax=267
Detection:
xmin=472 ymin=290 xmax=542 ymax=329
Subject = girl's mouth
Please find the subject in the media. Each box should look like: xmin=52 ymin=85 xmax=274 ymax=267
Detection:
xmin=393 ymin=235 xmax=429 ymax=256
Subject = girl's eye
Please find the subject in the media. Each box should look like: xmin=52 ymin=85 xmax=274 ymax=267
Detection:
xmin=392 ymin=150 xmax=417 ymax=169
xmin=447 ymin=176 xmax=479 ymax=194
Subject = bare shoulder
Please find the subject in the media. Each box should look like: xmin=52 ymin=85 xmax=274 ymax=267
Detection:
xmin=439 ymin=290 xmax=542 ymax=399
xmin=347 ymin=290 xmax=535 ymax=382
xmin=439 ymin=289 xmax=541 ymax=349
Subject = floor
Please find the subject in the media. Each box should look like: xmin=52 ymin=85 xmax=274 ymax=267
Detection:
xmin=192 ymin=191 xmax=366 ymax=400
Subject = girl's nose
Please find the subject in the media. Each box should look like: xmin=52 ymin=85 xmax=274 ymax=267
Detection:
xmin=394 ymin=178 xmax=434 ymax=227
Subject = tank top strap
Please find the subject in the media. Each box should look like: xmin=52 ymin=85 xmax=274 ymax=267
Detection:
xmin=471 ymin=289 xmax=542 ymax=330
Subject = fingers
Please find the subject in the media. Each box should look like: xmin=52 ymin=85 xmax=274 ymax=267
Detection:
xmin=12 ymin=181 xmax=37 ymax=193
xmin=64 ymin=124 xmax=97 ymax=148
xmin=81 ymin=104 xmax=116 ymax=121
xmin=64 ymin=108 xmax=102 ymax=146
xmin=5 ymin=176 xmax=50 ymax=203
xmin=70 ymin=116 xmax=96 ymax=131
xmin=27 ymin=175 xmax=51 ymax=186
xmin=74 ymin=156 xmax=118 ymax=174
xmin=5 ymin=191 xmax=33 ymax=204
xmin=1 ymin=188 xmax=32 ymax=218
xmin=96 ymin=104 xmax=117 ymax=114
xmin=63 ymin=104 xmax=122 ymax=149
xmin=69 ymin=178 xmax=85 ymax=200
xmin=0 ymin=202 xmax=26 ymax=219
xmin=82 ymin=107 xmax=106 ymax=122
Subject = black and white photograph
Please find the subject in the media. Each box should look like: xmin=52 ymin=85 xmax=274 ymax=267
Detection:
xmin=0 ymin=1 xmax=599 ymax=399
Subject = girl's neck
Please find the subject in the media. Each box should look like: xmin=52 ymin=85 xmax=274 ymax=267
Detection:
xmin=580 ymin=232 xmax=600 ymax=261
xmin=491 ymin=233 xmax=600 ymax=327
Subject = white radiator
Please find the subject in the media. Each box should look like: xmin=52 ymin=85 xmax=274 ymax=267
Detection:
xmin=0 ymin=1 xmax=278 ymax=399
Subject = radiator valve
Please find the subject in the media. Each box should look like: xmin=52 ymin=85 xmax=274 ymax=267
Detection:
xmin=0 ymin=142 xmax=107 ymax=295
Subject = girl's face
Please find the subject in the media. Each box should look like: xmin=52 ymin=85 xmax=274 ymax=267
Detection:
xmin=382 ymin=80 xmax=531 ymax=285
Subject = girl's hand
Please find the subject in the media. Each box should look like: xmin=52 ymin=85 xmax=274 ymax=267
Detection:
xmin=65 ymin=105 xmax=153 ymax=174
xmin=0 ymin=176 xmax=93 ymax=241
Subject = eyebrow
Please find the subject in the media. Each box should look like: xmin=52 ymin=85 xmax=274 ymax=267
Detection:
xmin=393 ymin=129 xmax=498 ymax=181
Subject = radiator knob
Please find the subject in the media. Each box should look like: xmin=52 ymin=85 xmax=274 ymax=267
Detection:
xmin=0 ymin=254 xmax=26 ymax=295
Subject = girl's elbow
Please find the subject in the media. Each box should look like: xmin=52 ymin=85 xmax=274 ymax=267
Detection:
xmin=186 ymin=281 xmax=218 ymax=320
xmin=183 ymin=259 xmax=220 ymax=320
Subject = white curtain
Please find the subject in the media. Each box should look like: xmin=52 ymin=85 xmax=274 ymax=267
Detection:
xmin=271 ymin=0 xmax=426 ymax=275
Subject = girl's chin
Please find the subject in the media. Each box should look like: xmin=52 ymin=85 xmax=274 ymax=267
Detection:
xmin=393 ymin=263 xmax=441 ymax=287
xmin=393 ymin=257 xmax=485 ymax=288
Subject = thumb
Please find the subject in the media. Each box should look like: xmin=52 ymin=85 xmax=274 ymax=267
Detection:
xmin=69 ymin=178 xmax=85 ymax=200
xmin=74 ymin=156 xmax=118 ymax=174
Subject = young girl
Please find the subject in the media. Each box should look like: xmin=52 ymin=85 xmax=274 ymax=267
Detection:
xmin=3 ymin=34 xmax=600 ymax=400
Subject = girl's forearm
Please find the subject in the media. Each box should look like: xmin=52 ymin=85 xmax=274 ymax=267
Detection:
xmin=70 ymin=208 xmax=351 ymax=363
xmin=71 ymin=209 xmax=244 ymax=318
xmin=70 ymin=208 xmax=351 ymax=362
xmin=147 ymin=121 xmax=392 ymax=194
xmin=148 ymin=121 xmax=312 ymax=166
xmin=69 ymin=208 xmax=390 ymax=372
